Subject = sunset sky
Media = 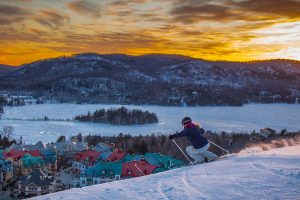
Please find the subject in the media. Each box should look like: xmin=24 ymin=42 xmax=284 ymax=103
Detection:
xmin=1 ymin=0 xmax=300 ymax=66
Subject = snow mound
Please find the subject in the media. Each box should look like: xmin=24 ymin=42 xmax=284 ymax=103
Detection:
xmin=33 ymin=145 xmax=300 ymax=200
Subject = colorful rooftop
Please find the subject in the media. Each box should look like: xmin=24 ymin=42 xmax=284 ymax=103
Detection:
xmin=20 ymin=154 xmax=45 ymax=168
xmin=144 ymin=153 xmax=185 ymax=173
xmin=82 ymin=161 xmax=122 ymax=177
xmin=4 ymin=149 xmax=41 ymax=160
xmin=75 ymin=150 xmax=101 ymax=164
xmin=106 ymin=150 xmax=126 ymax=162
xmin=121 ymin=160 xmax=157 ymax=178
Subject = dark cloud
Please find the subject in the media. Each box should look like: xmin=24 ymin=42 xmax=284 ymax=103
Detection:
xmin=33 ymin=9 xmax=69 ymax=28
xmin=0 ymin=4 xmax=31 ymax=25
xmin=235 ymin=0 xmax=300 ymax=19
xmin=170 ymin=0 xmax=300 ymax=24
xmin=67 ymin=0 xmax=101 ymax=18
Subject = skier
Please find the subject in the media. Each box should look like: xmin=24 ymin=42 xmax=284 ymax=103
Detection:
xmin=169 ymin=117 xmax=218 ymax=163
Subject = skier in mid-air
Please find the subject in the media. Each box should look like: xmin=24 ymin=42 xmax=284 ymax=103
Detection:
xmin=169 ymin=117 xmax=218 ymax=163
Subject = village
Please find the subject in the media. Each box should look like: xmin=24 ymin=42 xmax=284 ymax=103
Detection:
xmin=0 ymin=139 xmax=184 ymax=199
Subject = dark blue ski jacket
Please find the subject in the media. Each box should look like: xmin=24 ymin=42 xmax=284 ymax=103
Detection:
xmin=171 ymin=122 xmax=208 ymax=149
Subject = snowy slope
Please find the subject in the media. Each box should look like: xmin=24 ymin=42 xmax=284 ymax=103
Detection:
xmin=33 ymin=145 xmax=300 ymax=200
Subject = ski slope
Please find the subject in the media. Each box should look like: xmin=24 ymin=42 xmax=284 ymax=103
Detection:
xmin=33 ymin=145 xmax=300 ymax=200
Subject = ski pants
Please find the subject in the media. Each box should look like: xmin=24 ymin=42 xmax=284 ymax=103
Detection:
xmin=186 ymin=143 xmax=218 ymax=163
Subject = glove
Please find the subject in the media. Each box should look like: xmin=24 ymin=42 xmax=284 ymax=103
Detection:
xmin=169 ymin=135 xmax=174 ymax=140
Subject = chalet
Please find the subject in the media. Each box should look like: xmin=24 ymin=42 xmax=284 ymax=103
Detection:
xmin=46 ymin=141 xmax=87 ymax=165
xmin=41 ymin=149 xmax=57 ymax=173
xmin=20 ymin=154 xmax=46 ymax=176
xmin=18 ymin=170 xmax=55 ymax=198
xmin=121 ymin=160 xmax=157 ymax=178
xmin=9 ymin=141 xmax=46 ymax=152
xmin=4 ymin=149 xmax=41 ymax=165
xmin=0 ymin=158 xmax=13 ymax=189
xmin=72 ymin=150 xmax=101 ymax=173
xmin=93 ymin=143 xmax=114 ymax=153
xmin=106 ymin=150 xmax=126 ymax=162
xmin=143 ymin=153 xmax=184 ymax=173
xmin=80 ymin=161 xmax=122 ymax=187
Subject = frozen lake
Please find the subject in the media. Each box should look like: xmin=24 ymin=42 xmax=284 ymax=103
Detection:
xmin=0 ymin=103 xmax=299 ymax=143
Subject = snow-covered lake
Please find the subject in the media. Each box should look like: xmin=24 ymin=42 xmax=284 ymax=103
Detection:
xmin=1 ymin=103 xmax=299 ymax=143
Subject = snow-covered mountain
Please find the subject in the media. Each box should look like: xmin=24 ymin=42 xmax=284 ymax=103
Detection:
xmin=1 ymin=54 xmax=300 ymax=105
xmin=32 ymin=145 xmax=300 ymax=200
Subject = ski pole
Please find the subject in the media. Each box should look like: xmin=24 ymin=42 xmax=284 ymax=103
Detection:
xmin=172 ymin=139 xmax=193 ymax=164
xmin=208 ymin=140 xmax=230 ymax=154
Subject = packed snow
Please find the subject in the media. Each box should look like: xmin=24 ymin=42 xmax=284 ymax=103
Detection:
xmin=32 ymin=145 xmax=300 ymax=200
xmin=1 ymin=103 xmax=300 ymax=143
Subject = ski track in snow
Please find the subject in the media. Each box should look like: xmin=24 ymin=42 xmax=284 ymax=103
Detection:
xmin=33 ymin=145 xmax=300 ymax=200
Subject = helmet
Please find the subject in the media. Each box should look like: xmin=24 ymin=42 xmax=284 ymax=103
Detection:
xmin=182 ymin=117 xmax=192 ymax=125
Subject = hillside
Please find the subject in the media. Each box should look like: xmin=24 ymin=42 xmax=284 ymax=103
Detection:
xmin=1 ymin=54 xmax=300 ymax=105
xmin=0 ymin=64 xmax=17 ymax=77
xmin=33 ymin=145 xmax=300 ymax=200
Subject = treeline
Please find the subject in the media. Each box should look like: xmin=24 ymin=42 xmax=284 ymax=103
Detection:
xmin=74 ymin=106 xmax=158 ymax=125
xmin=76 ymin=131 xmax=300 ymax=162
xmin=0 ymin=126 xmax=16 ymax=148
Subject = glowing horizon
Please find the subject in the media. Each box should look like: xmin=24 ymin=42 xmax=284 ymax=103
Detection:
xmin=1 ymin=0 xmax=300 ymax=66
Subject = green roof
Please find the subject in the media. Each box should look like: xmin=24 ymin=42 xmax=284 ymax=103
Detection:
xmin=21 ymin=154 xmax=45 ymax=168
xmin=144 ymin=153 xmax=185 ymax=173
xmin=120 ymin=154 xmax=142 ymax=162
xmin=82 ymin=161 xmax=122 ymax=177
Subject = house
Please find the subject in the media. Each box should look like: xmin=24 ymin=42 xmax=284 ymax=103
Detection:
xmin=121 ymin=160 xmax=157 ymax=178
xmin=93 ymin=143 xmax=114 ymax=153
xmin=144 ymin=153 xmax=184 ymax=173
xmin=18 ymin=170 xmax=55 ymax=198
xmin=72 ymin=150 xmax=101 ymax=173
xmin=4 ymin=149 xmax=41 ymax=165
xmin=80 ymin=161 xmax=122 ymax=187
xmin=0 ymin=158 xmax=13 ymax=189
xmin=20 ymin=154 xmax=46 ymax=176
xmin=41 ymin=149 xmax=57 ymax=173
xmin=46 ymin=141 xmax=87 ymax=166
xmin=106 ymin=150 xmax=126 ymax=162
xmin=9 ymin=141 xmax=46 ymax=152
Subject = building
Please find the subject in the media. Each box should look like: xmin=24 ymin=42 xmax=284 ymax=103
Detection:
xmin=80 ymin=161 xmax=122 ymax=187
xmin=72 ymin=150 xmax=101 ymax=173
xmin=0 ymin=158 xmax=13 ymax=189
xmin=18 ymin=170 xmax=55 ymax=198
xmin=93 ymin=143 xmax=114 ymax=153
xmin=121 ymin=160 xmax=157 ymax=178
xmin=20 ymin=154 xmax=46 ymax=176
xmin=9 ymin=141 xmax=46 ymax=152
xmin=106 ymin=150 xmax=126 ymax=162
xmin=144 ymin=153 xmax=184 ymax=173
xmin=41 ymin=149 xmax=57 ymax=173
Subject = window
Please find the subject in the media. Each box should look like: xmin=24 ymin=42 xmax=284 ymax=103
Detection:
xmin=82 ymin=180 xmax=85 ymax=184
xmin=29 ymin=186 xmax=37 ymax=191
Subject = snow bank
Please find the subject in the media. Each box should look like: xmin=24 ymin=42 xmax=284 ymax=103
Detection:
xmin=33 ymin=145 xmax=300 ymax=200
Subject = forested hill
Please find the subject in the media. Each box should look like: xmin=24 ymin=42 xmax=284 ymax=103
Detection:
xmin=1 ymin=54 xmax=300 ymax=106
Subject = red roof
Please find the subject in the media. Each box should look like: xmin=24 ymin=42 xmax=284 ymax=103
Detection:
xmin=75 ymin=150 xmax=101 ymax=163
xmin=4 ymin=149 xmax=41 ymax=160
xmin=121 ymin=160 xmax=157 ymax=177
xmin=107 ymin=150 xmax=126 ymax=162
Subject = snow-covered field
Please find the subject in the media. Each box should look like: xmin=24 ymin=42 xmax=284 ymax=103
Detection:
xmin=1 ymin=103 xmax=300 ymax=143
xmin=33 ymin=145 xmax=300 ymax=200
